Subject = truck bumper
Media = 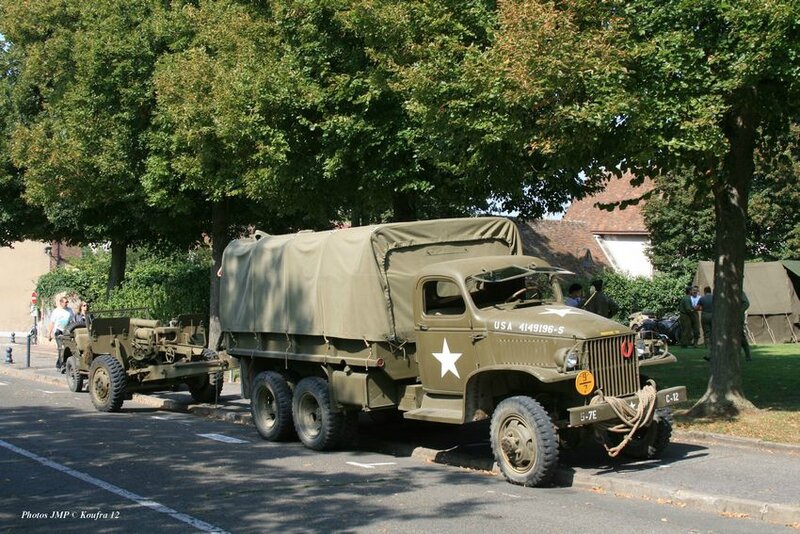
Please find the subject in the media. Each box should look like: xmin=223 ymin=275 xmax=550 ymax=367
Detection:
xmin=567 ymin=386 xmax=687 ymax=427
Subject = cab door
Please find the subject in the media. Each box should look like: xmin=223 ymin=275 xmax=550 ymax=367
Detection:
xmin=414 ymin=277 xmax=476 ymax=395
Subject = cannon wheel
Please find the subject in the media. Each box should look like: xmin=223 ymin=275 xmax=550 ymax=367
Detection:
xmin=188 ymin=372 xmax=224 ymax=403
xmin=65 ymin=355 xmax=84 ymax=393
xmin=251 ymin=371 xmax=295 ymax=441
xmin=292 ymin=376 xmax=346 ymax=451
xmin=490 ymin=396 xmax=558 ymax=487
xmin=88 ymin=355 xmax=126 ymax=412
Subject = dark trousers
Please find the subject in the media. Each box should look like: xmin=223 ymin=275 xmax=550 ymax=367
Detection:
xmin=55 ymin=330 xmax=64 ymax=367
xmin=701 ymin=314 xmax=712 ymax=346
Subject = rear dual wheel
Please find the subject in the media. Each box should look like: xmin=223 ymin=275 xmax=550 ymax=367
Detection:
xmin=292 ymin=376 xmax=355 ymax=451
xmin=251 ymin=371 xmax=295 ymax=441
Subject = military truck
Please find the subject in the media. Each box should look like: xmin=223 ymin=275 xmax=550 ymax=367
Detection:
xmin=220 ymin=218 xmax=686 ymax=487
xmin=61 ymin=313 xmax=229 ymax=412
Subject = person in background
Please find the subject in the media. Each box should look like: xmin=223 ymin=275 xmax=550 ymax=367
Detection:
xmin=678 ymin=286 xmax=696 ymax=348
xmin=582 ymin=279 xmax=619 ymax=318
xmin=48 ymin=296 xmax=74 ymax=372
xmin=565 ymin=283 xmax=584 ymax=307
xmin=70 ymin=301 xmax=91 ymax=329
xmin=699 ymin=286 xmax=713 ymax=348
xmin=742 ymin=291 xmax=752 ymax=361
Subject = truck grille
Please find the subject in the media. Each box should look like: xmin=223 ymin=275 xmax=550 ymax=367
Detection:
xmin=584 ymin=334 xmax=639 ymax=397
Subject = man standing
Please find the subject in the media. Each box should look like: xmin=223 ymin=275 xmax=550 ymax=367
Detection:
xmin=565 ymin=283 xmax=584 ymax=307
xmin=47 ymin=296 xmax=74 ymax=372
xmin=582 ymin=280 xmax=619 ymax=319
xmin=699 ymin=286 xmax=713 ymax=347
xmin=742 ymin=291 xmax=752 ymax=361
xmin=678 ymin=286 xmax=696 ymax=348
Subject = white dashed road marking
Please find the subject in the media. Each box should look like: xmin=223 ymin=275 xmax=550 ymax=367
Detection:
xmin=0 ymin=439 xmax=228 ymax=533
xmin=346 ymin=462 xmax=397 ymax=469
xmin=0 ymin=381 xmax=8 ymax=386
xmin=197 ymin=433 xmax=248 ymax=444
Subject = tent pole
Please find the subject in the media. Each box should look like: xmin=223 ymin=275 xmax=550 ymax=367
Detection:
xmin=763 ymin=315 xmax=776 ymax=344
xmin=786 ymin=313 xmax=799 ymax=343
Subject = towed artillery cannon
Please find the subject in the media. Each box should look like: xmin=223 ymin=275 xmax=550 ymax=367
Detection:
xmin=60 ymin=313 xmax=230 ymax=412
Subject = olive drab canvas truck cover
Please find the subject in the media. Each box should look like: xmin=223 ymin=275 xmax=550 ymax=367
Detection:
xmin=220 ymin=217 xmax=522 ymax=342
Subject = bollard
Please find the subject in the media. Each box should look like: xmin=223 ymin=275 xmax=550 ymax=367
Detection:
xmin=4 ymin=346 xmax=12 ymax=364
xmin=26 ymin=333 xmax=31 ymax=368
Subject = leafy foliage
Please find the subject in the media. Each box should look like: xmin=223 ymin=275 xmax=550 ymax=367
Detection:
xmin=36 ymin=249 xmax=210 ymax=322
xmin=645 ymin=127 xmax=800 ymax=277
xmin=0 ymin=0 xmax=206 ymax=282
xmin=603 ymin=270 xmax=693 ymax=321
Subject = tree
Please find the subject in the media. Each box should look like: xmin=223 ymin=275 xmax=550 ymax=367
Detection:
xmin=497 ymin=0 xmax=800 ymax=416
xmin=0 ymin=0 xmax=205 ymax=292
xmin=145 ymin=1 xmax=302 ymax=347
xmin=644 ymin=127 xmax=800 ymax=276
xmin=0 ymin=37 xmax=53 ymax=246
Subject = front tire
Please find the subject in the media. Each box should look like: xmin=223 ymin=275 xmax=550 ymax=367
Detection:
xmin=88 ymin=355 xmax=126 ymax=412
xmin=615 ymin=410 xmax=673 ymax=460
xmin=251 ymin=371 xmax=295 ymax=441
xmin=65 ymin=355 xmax=84 ymax=393
xmin=292 ymin=376 xmax=345 ymax=451
xmin=490 ymin=396 xmax=558 ymax=487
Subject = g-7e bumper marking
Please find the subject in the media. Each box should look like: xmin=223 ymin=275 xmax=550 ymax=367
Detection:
xmin=567 ymin=386 xmax=687 ymax=427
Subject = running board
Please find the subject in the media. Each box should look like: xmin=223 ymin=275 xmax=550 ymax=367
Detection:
xmin=403 ymin=394 xmax=464 ymax=424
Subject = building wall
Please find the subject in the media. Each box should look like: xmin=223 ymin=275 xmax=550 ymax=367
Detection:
xmin=595 ymin=235 xmax=653 ymax=279
xmin=0 ymin=241 xmax=52 ymax=334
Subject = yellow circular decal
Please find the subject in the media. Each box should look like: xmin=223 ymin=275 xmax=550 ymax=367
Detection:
xmin=575 ymin=370 xmax=595 ymax=396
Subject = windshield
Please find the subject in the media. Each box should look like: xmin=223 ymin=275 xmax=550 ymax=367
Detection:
xmin=466 ymin=271 xmax=562 ymax=309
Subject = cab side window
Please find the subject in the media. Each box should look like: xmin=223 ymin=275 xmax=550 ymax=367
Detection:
xmin=423 ymin=280 xmax=465 ymax=316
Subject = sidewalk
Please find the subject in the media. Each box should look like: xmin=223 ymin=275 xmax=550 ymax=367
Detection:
xmin=2 ymin=340 xmax=799 ymax=528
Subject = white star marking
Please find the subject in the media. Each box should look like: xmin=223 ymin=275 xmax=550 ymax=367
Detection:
xmin=432 ymin=339 xmax=462 ymax=379
xmin=539 ymin=307 xmax=582 ymax=317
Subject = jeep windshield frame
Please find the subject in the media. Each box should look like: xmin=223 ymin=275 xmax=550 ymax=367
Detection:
xmin=466 ymin=265 xmax=571 ymax=310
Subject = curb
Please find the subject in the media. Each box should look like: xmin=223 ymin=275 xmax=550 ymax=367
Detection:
xmin=673 ymin=430 xmax=800 ymax=455
xmin=3 ymin=363 xmax=799 ymax=526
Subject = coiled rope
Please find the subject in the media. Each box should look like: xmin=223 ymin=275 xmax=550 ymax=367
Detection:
xmin=590 ymin=379 xmax=658 ymax=457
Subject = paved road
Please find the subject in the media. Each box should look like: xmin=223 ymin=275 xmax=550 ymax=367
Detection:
xmin=0 ymin=373 xmax=792 ymax=533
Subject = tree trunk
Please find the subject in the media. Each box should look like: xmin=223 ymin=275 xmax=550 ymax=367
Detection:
xmin=688 ymin=106 xmax=758 ymax=418
xmin=207 ymin=199 xmax=230 ymax=351
xmin=107 ymin=241 xmax=127 ymax=296
xmin=392 ymin=190 xmax=417 ymax=222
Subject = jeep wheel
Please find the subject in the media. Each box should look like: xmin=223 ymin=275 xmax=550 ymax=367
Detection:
xmin=252 ymin=371 xmax=295 ymax=441
xmin=188 ymin=372 xmax=224 ymax=403
xmin=88 ymin=355 xmax=126 ymax=412
xmin=292 ymin=376 xmax=345 ymax=451
xmin=614 ymin=410 xmax=673 ymax=460
xmin=65 ymin=356 xmax=84 ymax=393
xmin=490 ymin=396 xmax=558 ymax=487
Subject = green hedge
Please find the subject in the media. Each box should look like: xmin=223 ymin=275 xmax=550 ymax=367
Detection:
xmin=603 ymin=270 xmax=693 ymax=321
xmin=37 ymin=248 xmax=211 ymax=322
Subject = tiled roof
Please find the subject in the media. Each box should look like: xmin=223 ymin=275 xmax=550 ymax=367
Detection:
xmin=563 ymin=174 xmax=654 ymax=234
xmin=516 ymin=219 xmax=611 ymax=278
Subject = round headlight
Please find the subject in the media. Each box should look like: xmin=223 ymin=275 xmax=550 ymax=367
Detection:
xmin=565 ymin=352 xmax=579 ymax=371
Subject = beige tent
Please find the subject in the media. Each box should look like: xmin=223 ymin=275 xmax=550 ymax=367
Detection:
xmin=221 ymin=217 xmax=522 ymax=342
xmin=694 ymin=261 xmax=800 ymax=344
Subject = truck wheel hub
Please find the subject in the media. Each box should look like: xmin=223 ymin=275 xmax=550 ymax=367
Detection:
xmin=500 ymin=417 xmax=535 ymax=470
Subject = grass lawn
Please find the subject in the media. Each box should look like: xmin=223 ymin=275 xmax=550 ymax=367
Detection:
xmin=644 ymin=343 xmax=800 ymax=445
